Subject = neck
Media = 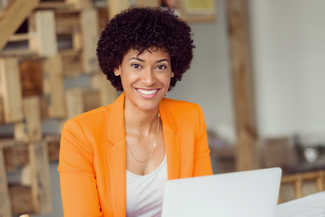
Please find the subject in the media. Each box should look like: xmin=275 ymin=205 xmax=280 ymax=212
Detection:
xmin=124 ymin=99 xmax=159 ymax=137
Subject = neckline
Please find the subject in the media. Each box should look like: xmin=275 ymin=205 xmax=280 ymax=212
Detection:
xmin=126 ymin=154 xmax=167 ymax=178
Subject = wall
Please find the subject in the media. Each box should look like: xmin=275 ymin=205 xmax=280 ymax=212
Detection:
xmin=249 ymin=0 xmax=325 ymax=138
xmin=167 ymin=0 xmax=235 ymax=143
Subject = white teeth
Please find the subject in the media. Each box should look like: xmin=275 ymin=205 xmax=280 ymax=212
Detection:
xmin=137 ymin=89 xmax=157 ymax=95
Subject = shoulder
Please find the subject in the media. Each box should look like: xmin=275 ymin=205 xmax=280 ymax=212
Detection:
xmin=63 ymin=105 xmax=112 ymax=132
xmin=161 ymin=97 xmax=203 ymax=117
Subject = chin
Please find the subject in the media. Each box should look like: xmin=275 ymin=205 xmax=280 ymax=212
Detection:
xmin=136 ymin=101 xmax=160 ymax=111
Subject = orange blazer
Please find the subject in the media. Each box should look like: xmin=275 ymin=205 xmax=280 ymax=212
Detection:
xmin=58 ymin=92 xmax=212 ymax=217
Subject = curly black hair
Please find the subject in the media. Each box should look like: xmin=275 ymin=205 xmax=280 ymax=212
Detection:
xmin=97 ymin=7 xmax=195 ymax=91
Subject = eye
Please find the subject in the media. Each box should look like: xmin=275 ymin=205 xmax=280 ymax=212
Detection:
xmin=132 ymin=64 xmax=142 ymax=69
xmin=156 ymin=65 xmax=167 ymax=70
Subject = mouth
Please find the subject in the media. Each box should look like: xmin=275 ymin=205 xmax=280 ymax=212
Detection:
xmin=135 ymin=88 xmax=160 ymax=99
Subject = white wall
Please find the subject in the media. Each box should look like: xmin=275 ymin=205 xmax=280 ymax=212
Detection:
xmin=250 ymin=0 xmax=325 ymax=138
xmin=167 ymin=0 xmax=236 ymax=143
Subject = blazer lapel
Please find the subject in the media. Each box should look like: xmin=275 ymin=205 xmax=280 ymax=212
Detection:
xmin=159 ymin=98 xmax=180 ymax=180
xmin=106 ymin=93 xmax=126 ymax=217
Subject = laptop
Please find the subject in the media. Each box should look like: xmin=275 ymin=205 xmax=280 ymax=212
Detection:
xmin=161 ymin=168 xmax=282 ymax=217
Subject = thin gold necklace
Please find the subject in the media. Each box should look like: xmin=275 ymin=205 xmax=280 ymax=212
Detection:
xmin=126 ymin=112 xmax=160 ymax=163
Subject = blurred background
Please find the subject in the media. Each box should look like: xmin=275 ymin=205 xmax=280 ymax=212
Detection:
xmin=0 ymin=0 xmax=324 ymax=216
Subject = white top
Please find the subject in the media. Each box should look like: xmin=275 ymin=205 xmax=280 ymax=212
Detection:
xmin=126 ymin=155 xmax=168 ymax=217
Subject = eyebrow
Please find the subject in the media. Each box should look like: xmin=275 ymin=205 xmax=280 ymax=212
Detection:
xmin=128 ymin=57 xmax=169 ymax=63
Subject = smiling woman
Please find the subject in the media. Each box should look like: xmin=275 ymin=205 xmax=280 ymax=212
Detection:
xmin=58 ymin=7 xmax=213 ymax=217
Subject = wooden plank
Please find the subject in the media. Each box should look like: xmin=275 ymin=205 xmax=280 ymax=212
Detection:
xmin=60 ymin=50 xmax=83 ymax=77
xmin=226 ymin=0 xmax=258 ymax=171
xmin=19 ymin=59 xmax=43 ymax=97
xmin=0 ymin=57 xmax=23 ymax=123
xmin=43 ymin=55 xmax=67 ymax=119
xmin=91 ymin=72 xmax=117 ymax=106
xmin=8 ymin=33 xmax=33 ymax=42
xmin=40 ymin=95 xmax=49 ymax=121
xmin=0 ymin=0 xmax=40 ymax=51
xmin=137 ymin=0 xmax=160 ymax=7
xmin=66 ymin=88 xmax=85 ymax=119
xmin=3 ymin=143 xmax=29 ymax=172
xmin=9 ymin=184 xmax=33 ymax=215
xmin=0 ymin=147 xmax=12 ymax=217
xmin=107 ymin=0 xmax=128 ymax=20
xmin=0 ymin=96 xmax=4 ymax=124
xmin=23 ymin=96 xmax=42 ymax=141
xmin=22 ymin=141 xmax=52 ymax=214
xmin=14 ymin=122 xmax=29 ymax=142
xmin=36 ymin=1 xmax=74 ymax=10
xmin=29 ymin=10 xmax=58 ymax=57
xmin=83 ymin=89 xmax=101 ymax=112
xmin=98 ymin=7 xmax=108 ymax=32
xmin=46 ymin=136 xmax=60 ymax=162
xmin=80 ymin=9 xmax=99 ymax=73
xmin=66 ymin=0 xmax=92 ymax=10
xmin=55 ymin=11 xmax=80 ymax=35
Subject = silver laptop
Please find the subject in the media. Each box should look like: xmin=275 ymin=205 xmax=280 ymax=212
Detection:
xmin=162 ymin=168 xmax=282 ymax=217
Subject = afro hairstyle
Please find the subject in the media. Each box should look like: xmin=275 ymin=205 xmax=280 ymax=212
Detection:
xmin=97 ymin=7 xmax=195 ymax=91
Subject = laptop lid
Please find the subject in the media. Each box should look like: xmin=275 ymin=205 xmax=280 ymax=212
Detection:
xmin=162 ymin=168 xmax=282 ymax=217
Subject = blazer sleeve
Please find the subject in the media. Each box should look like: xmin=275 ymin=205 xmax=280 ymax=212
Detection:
xmin=58 ymin=119 xmax=102 ymax=217
xmin=193 ymin=105 xmax=213 ymax=176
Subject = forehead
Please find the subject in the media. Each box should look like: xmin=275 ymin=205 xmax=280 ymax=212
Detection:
xmin=123 ymin=47 xmax=170 ymax=61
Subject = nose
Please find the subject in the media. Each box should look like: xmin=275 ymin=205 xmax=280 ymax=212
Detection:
xmin=141 ymin=68 xmax=156 ymax=86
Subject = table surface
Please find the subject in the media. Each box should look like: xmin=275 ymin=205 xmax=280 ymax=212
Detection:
xmin=276 ymin=191 xmax=325 ymax=217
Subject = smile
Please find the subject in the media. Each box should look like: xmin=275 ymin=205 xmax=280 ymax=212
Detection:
xmin=135 ymin=88 xmax=160 ymax=99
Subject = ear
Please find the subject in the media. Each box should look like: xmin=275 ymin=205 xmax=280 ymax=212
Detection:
xmin=171 ymin=72 xmax=174 ymax=78
xmin=114 ymin=67 xmax=121 ymax=76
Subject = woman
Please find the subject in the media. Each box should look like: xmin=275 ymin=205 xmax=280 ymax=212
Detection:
xmin=58 ymin=7 xmax=212 ymax=217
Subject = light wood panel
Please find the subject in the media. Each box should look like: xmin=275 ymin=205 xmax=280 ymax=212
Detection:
xmin=0 ymin=147 xmax=12 ymax=217
xmin=0 ymin=0 xmax=40 ymax=51
xmin=29 ymin=10 xmax=58 ymax=57
xmin=0 ymin=57 xmax=23 ymax=123
xmin=22 ymin=141 xmax=52 ymax=214
xmin=107 ymin=0 xmax=128 ymax=20
xmin=226 ymin=0 xmax=258 ymax=171
xmin=43 ymin=55 xmax=67 ymax=119
xmin=80 ymin=9 xmax=99 ymax=73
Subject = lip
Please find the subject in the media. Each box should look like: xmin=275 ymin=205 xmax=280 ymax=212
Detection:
xmin=135 ymin=88 xmax=160 ymax=99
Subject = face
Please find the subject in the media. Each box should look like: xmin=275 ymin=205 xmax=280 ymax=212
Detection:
xmin=115 ymin=48 xmax=174 ymax=112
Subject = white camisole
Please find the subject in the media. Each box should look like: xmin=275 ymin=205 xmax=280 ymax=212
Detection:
xmin=126 ymin=155 xmax=168 ymax=217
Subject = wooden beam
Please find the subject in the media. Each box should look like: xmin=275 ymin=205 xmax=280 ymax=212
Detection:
xmin=83 ymin=89 xmax=101 ymax=112
xmin=0 ymin=57 xmax=23 ymax=123
xmin=91 ymin=72 xmax=117 ymax=106
xmin=55 ymin=11 xmax=80 ymax=36
xmin=19 ymin=59 xmax=43 ymax=97
xmin=65 ymin=88 xmax=85 ymax=119
xmin=0 ymin=0 xmax=40 ymax=51
xmin=107 ymin=0 xmax=128 ymax=20
xmin=137 ymin=0 xmax=160 ymax=7
xmin=0 ymin=147 xmax=12 ymax=217
xmin=22 ymin=141 xmax=52 ymax=214
xmin=23 ymin=96 xmax=42 ymax=141
xmin=80 ymin=9 xmax=99 ymax=73
xmin=3 ymin=143 xmax=29 ymax=172
xmin=9 ymin=184 xmax=34 ymax=215
xmin=29 ymin=10 xmax=58 ymax=57
xmin=226 ymin=0 xmax=258 ymax=171
xmin=60 ymin=50 xmax=83 ymax=77
xmin=65 ymin=0 xmax=92 ymax=10
xmin=46 ymin=136 xmax=60 ymax=162
xmin=43 ymin=55 xmax=67 ymax=119
xmin=0 ymin=96 xmax=4 ymax=124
